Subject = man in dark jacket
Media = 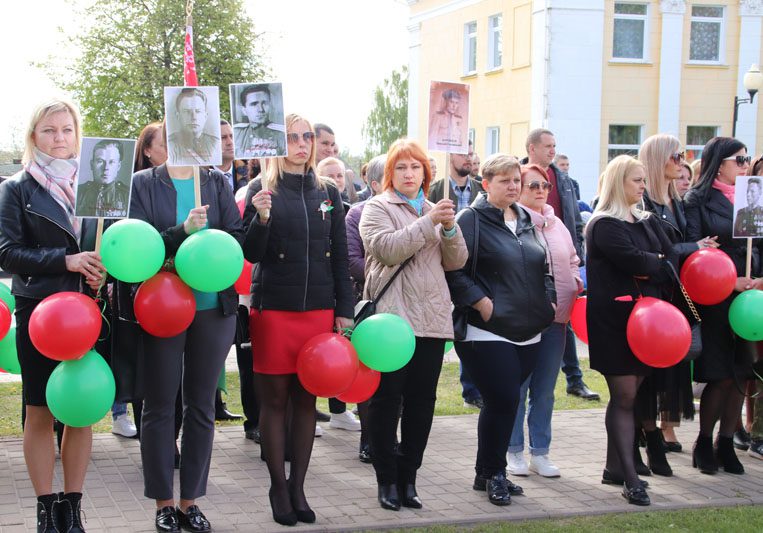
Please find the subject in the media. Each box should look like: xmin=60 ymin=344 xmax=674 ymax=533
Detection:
xmin=524 ymin=129 xmax=599 ymax=401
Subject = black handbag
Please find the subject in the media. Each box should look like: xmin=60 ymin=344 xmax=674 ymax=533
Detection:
xmin=452 ymin=208 xmax=479 ymax=341
xmin=667 ymin=261 xmax=702 ymax=361
xmin=354 ymin=255 xmax=414 ymax=325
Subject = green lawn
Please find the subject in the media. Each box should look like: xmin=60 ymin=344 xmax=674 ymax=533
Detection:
xmin=0 ymin=357 xmax=606 ymax=437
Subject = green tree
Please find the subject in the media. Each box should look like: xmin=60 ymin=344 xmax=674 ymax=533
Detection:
xmin=362 ymin=66 xmax=408 ymax=159
xmin=51 ymin=0 xmax=268 ymax=138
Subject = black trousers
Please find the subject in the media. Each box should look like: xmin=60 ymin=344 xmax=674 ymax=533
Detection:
xmin=368 ymin=337 xmax=444 ymax=485
xmin=235 ymin=306 xmax=259 ymax=431
xmin=456 ymin=340 xmax=538 ymax=477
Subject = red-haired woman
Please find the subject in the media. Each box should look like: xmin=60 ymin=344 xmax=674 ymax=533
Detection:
xmin=359 ymin=139 xmax=467 ymax=511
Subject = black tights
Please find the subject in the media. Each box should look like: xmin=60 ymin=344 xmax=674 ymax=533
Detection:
xmin=699 ymin=379 xmax=744 ymax=438
xmin=256 ymin=373 xmax=315 ymax=515
xmin=604 ymin=375 xmax=644 ymax=489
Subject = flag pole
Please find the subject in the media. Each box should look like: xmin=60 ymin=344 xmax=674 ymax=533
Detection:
xmin=184 ymin=0 xmax=201 ymax=208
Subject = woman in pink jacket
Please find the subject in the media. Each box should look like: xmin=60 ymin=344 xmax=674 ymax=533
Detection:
xmin=507 ymin=164 xmax=583 ymax=479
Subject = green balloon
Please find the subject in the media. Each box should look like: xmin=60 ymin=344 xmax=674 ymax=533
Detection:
xmin=351 ymin=313 xmax=415 ymax=372
xmin=101 ymin=219 xmax=165 ymax=283
xmin=444 ymin=341 xmax=454 ymax=354
xmin=175 ymin=229 xmax=244 ymax=293
xmin=46 ymin=349 xmax=115 ymax=427
xmin=729 ymin=289 xmax=763 ymax=341
xmin=0 ymin=283 xmax=15 ymax=313
xmin=0 ymin=327 xmax=20 ymax=374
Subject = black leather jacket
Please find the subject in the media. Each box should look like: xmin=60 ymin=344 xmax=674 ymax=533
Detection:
xmin=129 ymin=164 xmax=244 ymax=316
xmin=0 ymin=172 xmax=87 ymax=299
xmin=446 ymin=194 xmax=556 ymax=342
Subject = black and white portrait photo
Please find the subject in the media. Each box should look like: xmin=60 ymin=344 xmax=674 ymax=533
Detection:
xmin=164 ymin=86 xmax=222 ymax=166
xmin=75 ymin=137 xmax=136 ymax=218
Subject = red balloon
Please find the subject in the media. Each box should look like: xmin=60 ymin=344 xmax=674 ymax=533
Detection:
xmin=134 ymin=272 xmax=196 ymax=338
xmin=680 ymin=248 xmax=737 ymax=305
xmin=0 ymin=300 xmax=10 ymax=340
xmin=336 ymin=362 xmax=381 ymax=403
xmin=570 ymin=296 xmax=588 ymax=344
xmin=234 ymin=260 xmax=253 ymax=296
xmin=297 ymin=333 xmax=359 ymax=398
xmin=29 ymin=292 xmax=101 ymax=361
xmin=236 ymin=198 xmax=246 ymax=218
xmin=626 ymin=297 xmax=690 ymax=368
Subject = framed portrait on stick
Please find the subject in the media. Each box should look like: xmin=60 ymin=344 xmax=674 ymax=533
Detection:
xmin=229 ymin=82 xmax=287 ymax=159
xmin=427 ymin=81 xmax=470 ymax=155
xmin=164 ymin=86 xmax=222 ymax=166
xmin=75 ymin=137 xmax=137 ymax=219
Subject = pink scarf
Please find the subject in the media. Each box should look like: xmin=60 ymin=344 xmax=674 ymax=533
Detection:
xmin=26 ymin=148 xmax=81 ymax=237
xmin=712 ymin=179 xmax=735 ymax=205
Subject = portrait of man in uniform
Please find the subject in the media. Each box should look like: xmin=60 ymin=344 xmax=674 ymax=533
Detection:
xmin=230 ymin=82 xmax=286 ymax=159
xmin=734 ymin=176 xmax=763 ymax=237
xmin=75 ymin=137 xmax=136 ymax=218
xmin=164 ymin=86 xmax=222 ymax=166
xmin=427 ymin=81 xmax=470 ymax=155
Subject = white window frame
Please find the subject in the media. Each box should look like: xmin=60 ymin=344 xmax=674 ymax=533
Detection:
xmin=688 ymin=5 xmax=726 ymax=65
xmin=486 ymin=127 xmax=500 ymax=157
xmin=487 ymin=14 xmax=503 ymax=70
xmin=686 ymin=125 xmax=719 ymax=161
xmin=612 ymin=2 xmax=650 ymax=62
xmin=463 ymin=21 xmax=477 ymax=75
xmin=607 ymin=124 xmax=642 ymax=161
xmin=468 ymin=128 xmax=476 ymax=151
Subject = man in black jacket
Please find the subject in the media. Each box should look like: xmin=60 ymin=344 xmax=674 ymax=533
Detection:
xmin=524 ymin=129 xmax=599 ymax=401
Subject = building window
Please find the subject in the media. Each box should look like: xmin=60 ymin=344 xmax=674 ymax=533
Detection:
xmin=686 ymin=126 xmax=718 ymax=161
xmin=487 ymin=14 xmax=503 ymax=70
xmin=689 ymin=6 xmax=724 ymax=63
xmin=463 ymin=21 xmax=477 ymax=75
xmin=486 ymin=127 xmax=500 ymax=157
xmin=607 ymin=125 xmax=642 ymax=161
xmin=613 ymin=3 xmax=648 ymax=60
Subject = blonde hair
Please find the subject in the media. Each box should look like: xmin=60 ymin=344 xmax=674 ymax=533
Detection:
xmin=481 ymin=153 xmax=520 ymax=181
xmin=23 ymin=97 xmax=82 ymax=164
xmin=591 ymin=155 xmax=649 ymax=223
xmin=639 ymin=133 xmax=681 ymax=203
xmin=264 ymin=114 xmax=322 ymax=192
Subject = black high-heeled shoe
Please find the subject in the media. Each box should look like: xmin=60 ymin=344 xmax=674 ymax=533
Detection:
xmin=622 ymin=484 xmax=650 ymax=506
xmin=399 ymin=483 xmax=422 ymax=509
xmin=645 ymin=429 xmax=673 ymax=477
xmin=377 ymin=483 xmax=400 ymax=511
xmin=716 ymin=435 xmax=744 ymax=474
xmin=692 ymin=434 xmax=718 ymax=475
xmin=268 ymin=488 xmax=297 ymax=526
xmin=287 ymin=480 xmax=316 ymax=523
xmin=601 ymin=469 xmax=648 ymax=488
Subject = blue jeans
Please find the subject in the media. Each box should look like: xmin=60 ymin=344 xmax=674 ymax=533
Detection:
xmin=561 ymin=323 xmax=583 ymax=388
xmin=508 ymin=322 xmax=567 ymax=456
xmin=460 ymin=361 xmax=482 ymax=402
xmin=111 ymin=401 xmax=127 ymax=419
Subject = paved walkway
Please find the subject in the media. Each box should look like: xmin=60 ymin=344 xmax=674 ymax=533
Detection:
xmin=0 ymin=409 xmax=761 ymax=532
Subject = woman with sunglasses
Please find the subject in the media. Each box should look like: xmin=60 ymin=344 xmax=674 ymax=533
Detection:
xmin=243 ymin=115 xmax=354 ymax=526
xmin=506 ymin=164 xmax=582 ymax=479
xmin=684 ymin=137 xmax=762 ymax=475
xmin=635 ymin=134 xmax=719 ymax=476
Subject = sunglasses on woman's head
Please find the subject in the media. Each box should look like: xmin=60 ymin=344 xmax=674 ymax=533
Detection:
xmin=723 ymin=155 xmax=752 ymax=166
xmin=669 ymin=152 xmax=685 ymax=164
xmin=527 ymin=181 xmax=553 ymax=191
xmin=286 ymin=131 xmax=315 ymax=144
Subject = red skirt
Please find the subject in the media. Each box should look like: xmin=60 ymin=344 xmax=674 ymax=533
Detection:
xmin=249 ymin=308 xmax=334 ymax=374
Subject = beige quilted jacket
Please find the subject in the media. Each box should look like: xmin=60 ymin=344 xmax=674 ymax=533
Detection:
xmin=359 ymin=190 xmax=468 ymax=339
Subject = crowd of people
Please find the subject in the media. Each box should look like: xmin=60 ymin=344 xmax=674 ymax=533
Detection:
xmin=0 ymin=97 xmax=761 ymax=533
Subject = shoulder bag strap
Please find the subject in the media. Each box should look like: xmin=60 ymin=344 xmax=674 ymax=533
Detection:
xmin=665 ymin=260 xmax=701 ymax=323
xmin=469 ymin=207 xmax=479 ymax=280
xmin=373 ymin=254 xmax=414 ymax=303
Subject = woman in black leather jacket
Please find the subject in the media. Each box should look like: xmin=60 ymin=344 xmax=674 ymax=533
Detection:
xmin=446 ymin=153 xmax=555 ymax=507
xmin=684 ymin=136 xmax=762 ymax=476
xmin=0 ymin=98 xmax=102 ymax=532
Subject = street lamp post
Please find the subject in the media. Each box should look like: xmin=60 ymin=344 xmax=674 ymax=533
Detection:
xmin=732 ymin=64 xmax=763 ymax=138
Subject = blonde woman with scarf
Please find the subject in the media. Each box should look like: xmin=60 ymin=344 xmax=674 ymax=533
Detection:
xmin=0 ymin=98 xmax=104 ymax=533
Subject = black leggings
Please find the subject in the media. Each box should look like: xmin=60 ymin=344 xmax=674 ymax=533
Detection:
xmin=456 ymin=340 xmax=538 ymax=477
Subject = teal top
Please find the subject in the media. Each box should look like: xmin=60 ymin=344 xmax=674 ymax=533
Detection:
xmin=172 ymin=178 xmax=218 ymax=310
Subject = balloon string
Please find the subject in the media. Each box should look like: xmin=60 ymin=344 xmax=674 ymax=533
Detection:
xmin=95 ymin=290 xmax=111 ymax=343
xmin=338 ymin=326 xmax=353 ymax=338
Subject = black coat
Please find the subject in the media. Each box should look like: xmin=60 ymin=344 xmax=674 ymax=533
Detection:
xmin=446 ymin=195 xmax=556 ymax=342
xmin=585 ymin=215 xmax=676 ymax=376
xmin=683 ymin=187 xmax=762 ymax=381
xmin=242 ymin=171 xmax=354 ymax=318
xmin=642 ymin=192 xmax=699 ymax=261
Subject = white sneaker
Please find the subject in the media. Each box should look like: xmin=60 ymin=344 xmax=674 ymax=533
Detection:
xmin=529 ymin=454 xmax=561 ymax=477
xmin=314 ymin=424 xmax=323 ymax=438
xmin=111 ymin=414 xmax=137 ymax=438
xmin=507 ymin=451 xmax=529 ymax=476
xmin=329 ymin=410 xmax=362 ymax=431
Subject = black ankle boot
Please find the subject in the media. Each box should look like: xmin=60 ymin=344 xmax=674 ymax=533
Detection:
xmin=692 ymin=434 xmax=718 ymax=474
xmin=716 ymin=435 xmax=745 ymax=474
xmin=644 ymin=429 xmax=673 ymax=476
xmin=36 ymin=494 xmax=58 ymax=533
xmin=54 ymin=492 xmax=85 ymax=532
xmin=633 ymin=438 xmax=651 ymax=476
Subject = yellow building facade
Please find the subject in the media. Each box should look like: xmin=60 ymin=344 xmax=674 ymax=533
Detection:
xmin=408 ymin=0 xmax=763 ymax=201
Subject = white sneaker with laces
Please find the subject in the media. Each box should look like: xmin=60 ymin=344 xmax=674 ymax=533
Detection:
xmin=329 ymin=410 xmax=362 ymax=431
xmin=507 ymin=451 xmax=529 ymax=476
xmin=111 ymin=414 xmax=137 ymax=438
xmin=314 ymin=424 xmax=323 ymax=437
xmin=529 ymin=454 xmax=561 ymax=477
